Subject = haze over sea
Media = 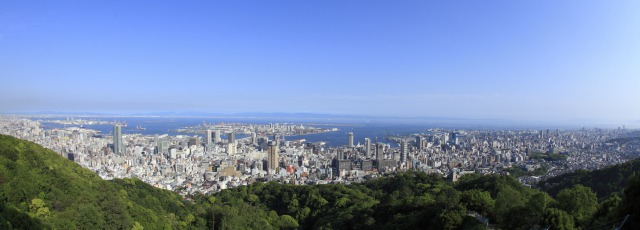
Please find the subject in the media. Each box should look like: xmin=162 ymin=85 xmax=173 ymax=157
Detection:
xmin=27 ymin=115 xmax=616 ymax=147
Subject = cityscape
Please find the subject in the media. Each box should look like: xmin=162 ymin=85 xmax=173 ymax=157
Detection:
xmin=2 ymin=0 xmax=640 ymax=229
xmin=1 ymin=115 xmax=637 ymax=197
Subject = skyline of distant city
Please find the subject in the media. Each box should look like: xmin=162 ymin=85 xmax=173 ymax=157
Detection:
xmin=2 ymin=112 xmax=638 ymax=131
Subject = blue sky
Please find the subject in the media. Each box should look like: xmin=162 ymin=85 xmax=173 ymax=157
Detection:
xmin=1 ymin=1 xmax=639 ymax=124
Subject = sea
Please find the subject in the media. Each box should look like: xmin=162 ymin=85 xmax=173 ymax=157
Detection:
xmin=32 ymin=116 xmax=444 ymax=147
xmin=31 ymin=116 xmax=572 ymax=147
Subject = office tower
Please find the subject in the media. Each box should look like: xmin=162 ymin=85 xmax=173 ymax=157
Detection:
xmin=449 ymin=132 xmax=457 ymax=145
xmin=400 ymin=141 xmax=408 ymax=162
xmin=251 ymin=132 xmax=257 ymax=144
xmin=113 ymin=123 xmax=124 ymax=155
xmin=364 ymin=138 xmax=371 ymax=157
xmin=228 ymin=132 xmax=235 ymax=143
xmin=376 ymin=143 xmax=384 ymax=171
xmin=376 ymin=143 xmax=384 ymax=161
xmin=206 ymin=130 xmax=212 ymax=145
xmin=273 ymin=134 xmax=280 ymax=147
xmin=213 ymin=130 xmax=221 ymax=143
xmin=157 ymin=141 xmax=169 ymax=154
xmin=416 ymin=136 xmax=423 ymax=150
xmin=267 ymin=141 xmax=279 ymax=174
xmin=348 ymin=132 xmax=354 ymax=147
xmin=189 ymin=137 xmax=199 ymax=147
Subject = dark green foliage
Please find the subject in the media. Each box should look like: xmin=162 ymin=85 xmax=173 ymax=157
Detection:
xmin=461 ymin=189 xmax=494 ymax=215
xmin=617 ymin=173 xmax=640 ymax=229
xmin=540 ymin=157 xmax=640 ymax=198
xmin=529 ymin=152 xmax=568 ymax=161
xmin=0 ymin=201 xmax=43 ymax=229
xmin=556 ymin=185 xmax=598 ymax=226
xmin=590 ymin=193 xmax=621 ymax=227
xmin=504 ymin=165 xmax=548 ymax=177
xmin=543 ymin=208 xmax=574 ymax=230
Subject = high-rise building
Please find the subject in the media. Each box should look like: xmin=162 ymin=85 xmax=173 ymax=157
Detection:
xmin=228 ymin=132 xmax=235 ymax=144
xmin=251 ymin=132 xmax=257 ymax=144
xmin=376 ymin=143 xmax=384 ymax=171
xmin=364 ymin=138 xmax=371 ymax=157
xmin=449 ymin=132 xmax=457 ymax=145
xmin=113 ymin=123 xmax=124 ymax=155
xmin=213 ymin=130 xmax=221 ymax=143
xmin=267 ymin=141 xmax=279 ymax=174
xmin=416 ymin=136 xmax=423 ymax=150
xmin=189 ymin=136 xmax=199 ymax=147
xmin=227 ymin=143 xmax=236 ymax=155
xmin=348 ymin=132 xmax=354 ymax=147
xmin=157 ymin=141 xmax=169 ymax=154
xmin=400 ymin=141 xmax=408 ymax=162
xmin=206 ymin=130 xmax=212 ymax=145
xmin=376 ymin=143 xmax=384 ymax=161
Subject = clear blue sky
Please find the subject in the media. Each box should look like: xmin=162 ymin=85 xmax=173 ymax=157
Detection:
xmin=1 ymin=1 xmax=639 ymax=123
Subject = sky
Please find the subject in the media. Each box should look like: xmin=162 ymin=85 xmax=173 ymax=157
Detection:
xmin=1 ymin=1 xmax=639 ymax=124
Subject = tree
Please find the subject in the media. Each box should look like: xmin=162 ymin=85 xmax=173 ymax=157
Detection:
xmin=434 ymin=209 xmax=465 ymax=230
xmin=74 ymin=204 xmax=105 ymax=229
xmin=617 ymin=173 xmax=640 ymax=229
xmin=461 ymin=189 xmax=494 ymax=215
xmin=493 ymin=186 xmax=525 ymax=225
xmin=543 ymin=208 xmax=574 ymax=230
xmin=279 ymin=215 xmax=299 ymax=229
xmin=131 ymin=221 xmax=144 ymax=230
xmin=28 ymin=198 xmax=49 ymax=219
xmin=556 ymin=185 xmax=597 ymax=226
xmin=432 ymin=187 xmax=465 ymax=229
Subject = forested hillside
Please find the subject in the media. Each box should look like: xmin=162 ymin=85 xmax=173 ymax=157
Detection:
xmin=0 ymin=134 xmax=292 ymax=229
xmin=0 ymin=134 xmax=638 ymax=229
xmin=540 ymin=157 xmax=640 ymax=198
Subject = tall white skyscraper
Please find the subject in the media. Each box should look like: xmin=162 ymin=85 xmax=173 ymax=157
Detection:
xmin=213 ymin=130 xmax=221 ymax=143
xmin=348 ymin=132 xmax=354 ymax=147
xmin=400 ymin=141 xmax=408 ymax=163
xmin=206 ymin=130 xmax=212 ymax=145
xmin=364 ymin=138 xmax=371 ymax=157
xmin=251 ymin=132 xmax=257 ymax=144
xmin=113 ymin=123 xmax=124 ymax=155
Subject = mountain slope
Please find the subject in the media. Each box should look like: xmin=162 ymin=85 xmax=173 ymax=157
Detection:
xmin=0 ymin=134 xmax=295 ymax=229
xmin=0 ymin=134 xmax=191 ymax=228
xmin=539 ymin=157 xmax=640 ymax=199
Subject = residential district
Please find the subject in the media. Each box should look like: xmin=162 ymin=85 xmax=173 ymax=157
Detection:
xmin=1 ymin=116 xmax=638 ymax=197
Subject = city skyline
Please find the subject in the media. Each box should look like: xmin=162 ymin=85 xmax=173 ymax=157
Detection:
xmin=2 ymin=1 xmax=640 ymax=123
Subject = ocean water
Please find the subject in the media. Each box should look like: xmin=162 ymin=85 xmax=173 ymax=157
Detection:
xmin=34 ymin=117 xmax=439 ymax=147
xmin=289 ymin=124 xmax=429 ymax=147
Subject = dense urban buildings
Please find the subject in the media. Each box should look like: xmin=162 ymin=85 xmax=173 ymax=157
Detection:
xmin=0 ymin=115 xmax=638 ymax=196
